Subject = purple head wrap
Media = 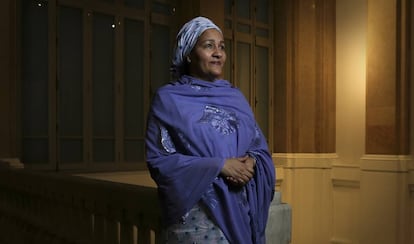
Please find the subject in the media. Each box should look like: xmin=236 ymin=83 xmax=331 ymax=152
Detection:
xmin=172 ymin=16 xmax=222 ymax=77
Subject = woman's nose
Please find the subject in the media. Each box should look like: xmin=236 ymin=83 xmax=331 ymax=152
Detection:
xmin=213 ymin=48 xmax=223 ymax=58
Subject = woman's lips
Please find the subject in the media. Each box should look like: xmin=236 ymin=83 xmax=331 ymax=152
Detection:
xmin=210 ymin=61 xmax=222 ymax=66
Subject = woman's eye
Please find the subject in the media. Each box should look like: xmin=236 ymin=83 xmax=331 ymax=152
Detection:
xmin=202 ymin=42 xmax=224 ymax=50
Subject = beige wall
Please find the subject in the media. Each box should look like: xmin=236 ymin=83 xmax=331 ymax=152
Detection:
xmin=277 ymin=0 xmax=413 ymax=243
xmin=336 ymin=0 xmax=366 ymax=165
xmin=333 ymin=1 xmax=366 ymax=243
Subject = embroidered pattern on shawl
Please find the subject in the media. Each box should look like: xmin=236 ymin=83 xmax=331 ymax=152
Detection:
xmin=198 ymin=105 xmax=239 ymax=135
xmin=159 ymin=123 xmax=176 ymax=153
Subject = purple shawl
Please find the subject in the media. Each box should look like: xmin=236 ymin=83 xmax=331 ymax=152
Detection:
xmin=145 ymin=75 xmax=275 ymax=243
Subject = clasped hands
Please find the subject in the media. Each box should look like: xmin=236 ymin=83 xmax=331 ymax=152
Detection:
xmin=220 ymin=155 xmax=256 ymax=187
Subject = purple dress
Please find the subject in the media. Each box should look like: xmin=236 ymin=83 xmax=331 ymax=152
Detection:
xmin=146 ymin=75 xmax=275 ymax=244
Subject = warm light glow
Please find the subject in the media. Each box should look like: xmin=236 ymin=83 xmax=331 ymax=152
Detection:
xmin=336 ymin=0 xmax=367 ymax=162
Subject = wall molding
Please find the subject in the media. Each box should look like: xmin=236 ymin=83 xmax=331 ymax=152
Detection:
xmin=360 ymin=154 xmax=411 ymax=172
xmin=331 ymin=163 xmax=361 ymax=188
xmin=273 ymin=153 xmax=413 ymax=190
xmin=331 ymin=163 xmax=361 ymax=187
xmin=273 ymin=153 xmax=338 ymax=169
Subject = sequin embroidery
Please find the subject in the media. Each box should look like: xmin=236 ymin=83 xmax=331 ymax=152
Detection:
xmin=191 ymin=85 xmax=202 ymax=91
xmin=198 ymin=105 xmax=239 ymax=135
xmin=202 ymin=186 xmax=219 ymax=209
xmin=160 ymin=124 xmax=176 ymax=153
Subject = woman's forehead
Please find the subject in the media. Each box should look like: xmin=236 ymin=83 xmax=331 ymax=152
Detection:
xmin=197 ymin=29 xmax=224 ymax=42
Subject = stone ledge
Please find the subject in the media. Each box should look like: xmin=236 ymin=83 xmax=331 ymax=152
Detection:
xmin=0 ymin=158 xmax=24 ymax=169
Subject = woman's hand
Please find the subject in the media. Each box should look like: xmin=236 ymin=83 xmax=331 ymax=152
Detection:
xmin=221 ymin=155 xmax=256 ymax=186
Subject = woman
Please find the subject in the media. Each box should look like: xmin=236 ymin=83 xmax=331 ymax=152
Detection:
xmin=145 ymin=16 xmax=275 ymax=244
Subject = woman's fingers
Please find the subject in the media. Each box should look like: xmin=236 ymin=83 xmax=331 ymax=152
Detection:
xmin=221 ymin=157 xmax=256 ymax=186
xmin=236 ymin=155 xmax=249 ymax=161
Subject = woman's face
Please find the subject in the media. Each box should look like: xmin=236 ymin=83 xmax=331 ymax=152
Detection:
xmin=188 ymin=29 xmax=226 ymax=81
